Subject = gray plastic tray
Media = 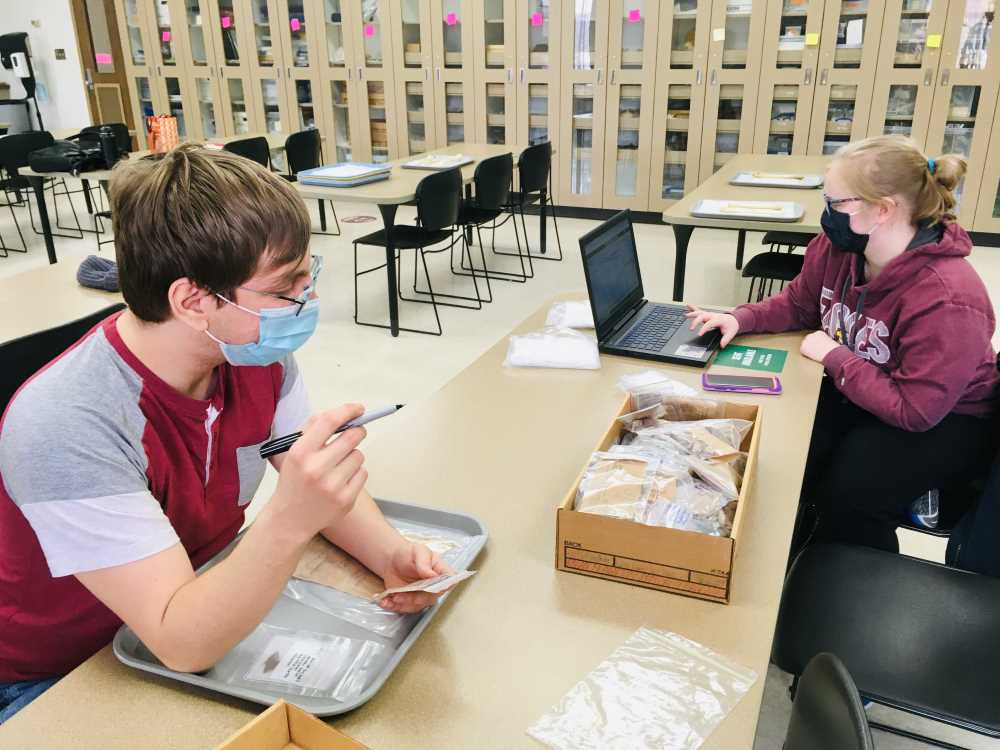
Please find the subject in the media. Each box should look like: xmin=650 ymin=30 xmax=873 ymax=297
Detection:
xmin=112 ymin=498 xmax=487 ymax=716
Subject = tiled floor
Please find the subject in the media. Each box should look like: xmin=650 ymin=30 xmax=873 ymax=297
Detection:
xmin=3 ymin=185 xmax=998 ymax=748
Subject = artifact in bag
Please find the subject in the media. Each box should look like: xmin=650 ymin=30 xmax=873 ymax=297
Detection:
xmin=292 ymin=535 xmax=385 ymax=600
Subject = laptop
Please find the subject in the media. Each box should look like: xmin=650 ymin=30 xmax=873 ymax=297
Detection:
xmin=579 ymin=210 xmax=720 ymax=367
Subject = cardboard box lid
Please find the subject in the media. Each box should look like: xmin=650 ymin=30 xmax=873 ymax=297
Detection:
xmin=214 ymin=700 xmax=369 ymax=750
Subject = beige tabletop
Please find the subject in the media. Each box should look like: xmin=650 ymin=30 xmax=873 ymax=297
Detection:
xmin=295 ymin=143 xmax=535 ymax=205
xmin=663 ymin=154 xmax=830 ymax=233
xmin=0 ymin=280 xmax=823 ymax=749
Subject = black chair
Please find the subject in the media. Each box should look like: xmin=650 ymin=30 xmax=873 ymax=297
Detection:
xmin=223 ymin=136 xmax=271 ymax=169
xmin=774 ymin=543 xmax=1000 ymax=749
xmin=741 ymin=231 xmax=812 ymax=302
xmin=784 ymin=653 xmax=874 ymax=750
xmin=494 ymin=141 xmax=562 ymax=267
xmin=354 ymin=168 xmax=482 ymax=336
xmin=283 ymin=128 xmax=340 ymax=236
xmin=453 ymin=152 xmax=529 ymax=295
xmin=0 ymin=303 xmax=126 ymax=412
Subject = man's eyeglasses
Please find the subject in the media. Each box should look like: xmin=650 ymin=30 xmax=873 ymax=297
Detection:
xmin=241 ymin=254 xmax=324 ymax=316
xmin=822 ymin=194 xmax=863 ymax=214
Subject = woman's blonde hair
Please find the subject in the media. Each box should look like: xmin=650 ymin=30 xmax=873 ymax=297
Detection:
xmin=832 ymin=135 xmax=967 ymax=226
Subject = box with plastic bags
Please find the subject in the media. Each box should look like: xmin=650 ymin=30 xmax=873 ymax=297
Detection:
xmin=555 ymin=390 xmax=761 ymax=604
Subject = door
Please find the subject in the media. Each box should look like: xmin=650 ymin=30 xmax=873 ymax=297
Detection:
xmin=245 ymin=0 xmax=292 ymax=137
xmin=144 ymin=0 xmax=193 ymax=139
xmin=274 ymin=0 xmax=323 ymax=146
xmin=698 ymin=0 xmax=767 ymax=180
xmin=752 ymin=0 xmax=824 ymax=156
xmin=557 ymin=0 xmax=608 ymax=207
xmin=925 ymin=0 xmax=1000 ymax=224
xmin=208 ymin=0 xmax=259 ymax=136
xmin=516 ymin=0 xmax=561 ymax=196
xmin=602 ymin=0 xmax=660 ymax=209
xmin=114 ymin=0 xmax=158 ymax=145
xmin=71 ymin=0 xmax=137 ymax=138
xmin=174 ymin=0 xmax=225 ymax=140
xmin=390 ymin=0 xmax=436 ymax=155
xmin=647 ymin=0 xmax=711 ymax=211
xmin=807 ymin=0 xmax=888 ymax=155
xmin=430 ymin=1 xmax=477 ymax=147
xmin=867 ymin=0 xmax=949 ymax=143
xmin=472 ymin=0 xmax=517 ymax=145
xmin=315 ymin=0 xmax=357 ymax=161
xmin=972 ymin=103 xmax=1000 ymax=231
xmin=349 ymin=0 xmax=399 ymax=162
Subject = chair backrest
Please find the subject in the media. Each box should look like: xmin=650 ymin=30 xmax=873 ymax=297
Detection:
xmin=473 ymin=152 xmax=513 ymax=211
xmin=784 ymin=653 xmax=874 ymax=750
xmin=283 ymin=128 xmax=322 ymax=176
xmin=0 ymin=130 xmax=54 ymax=174
xmin=415 ymin=167 xmax=462 ymax=231
xmin=0 ymin=303 xmax=126 ymax=414
xmin=223 ymin=136 xmax=271 ymax=169
xmin=516 ymin=140 xmax=552 ymax=194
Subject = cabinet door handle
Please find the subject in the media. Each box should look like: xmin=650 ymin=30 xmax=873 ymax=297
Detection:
xmin=275 ymin=66 xmax=282 ymax=80
xmin=156 ymin=65 xmax=162 ymax=77
xmin=709 ymin=69 xmax=718 ymax=86
xmin=435 ymin=67 xmax=441 ymax=81
xmin=347 ymin=67 xmax=352 ymax=80
xmin=610 ymin=69 xmax=616 ymax=85
xmin=819 ymin=68 xmax=828 ymax=86
xmin=597 ymin=68 xmax=602 ymax=84
xmin=425 ymin=67 xmax=430 ymax=80
xmin=940 ymin=68 xmax=951 ymax=86
xmin=287 ymin=66 xmax=292 ymax=79
xmin=804 ymin=67 xmax=812 ymax=85
xmin=520 ymin=68 xmax=525 ymax=84
xmin=507 ymin=68 xmax=513 ymax=83
xmin=923 ymin=67 xmax=934 ymax=86
xmin=358 ymin=66 xmax=363 ymax=80
xmin=695 ymin=68 xmax=702 ymax=85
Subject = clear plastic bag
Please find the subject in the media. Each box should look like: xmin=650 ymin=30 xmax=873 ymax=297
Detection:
xmin=545 ymin=300 xmax=595 ymax=329
xmin=616 ymin=371 xmax=698 ymax=411
xmin=212 ymin=624 xmax=386 ymax=702
xmin=628 ymin=418 xmax=753 ymax=459
xmin=503 ymin=327 xmax=600 ymax=370
xmin=574 ymin=452 xmax=662 ymax=522
xmin=526 ymin=627 xmax=757 ymax=750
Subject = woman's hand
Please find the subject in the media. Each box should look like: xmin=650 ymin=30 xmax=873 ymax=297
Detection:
xmin=684 ymin=305 xmax=740 ymax=347
xmin=800 ymin=331 xmax=840 ymax=363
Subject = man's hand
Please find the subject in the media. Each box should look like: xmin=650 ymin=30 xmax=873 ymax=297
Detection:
xmin=267 ymin=404 xmax=369 ymax=544
xmin=685 ymin=305 xmax=740 ymax=347
xmin=800 ymin=330 xmax=840 ymax=363
xmin=378 ymin=541 xmax=455 ymax=614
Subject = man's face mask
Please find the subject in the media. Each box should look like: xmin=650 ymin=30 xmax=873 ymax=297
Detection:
xmin=205 ymin=255 xmax=323 ymax=367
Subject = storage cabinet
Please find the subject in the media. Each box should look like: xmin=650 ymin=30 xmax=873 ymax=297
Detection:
xmin=472 ymin=0 xmax=517 ymax=146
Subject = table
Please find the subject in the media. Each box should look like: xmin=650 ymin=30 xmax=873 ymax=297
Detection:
xmin=662 ymin=155 xmax=829 ymax=301
xmin=0 ymin=281 xmax=823 ymax=750
xmin=295 ymin=143 xmax=549 ymax=338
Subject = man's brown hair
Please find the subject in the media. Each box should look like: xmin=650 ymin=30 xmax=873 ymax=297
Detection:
xmin=108 ymin=144 xmax=311 ymax=322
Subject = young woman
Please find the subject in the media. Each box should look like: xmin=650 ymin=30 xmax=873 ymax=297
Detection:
xmin=688 ymin=135 xmax=1000 ymax=553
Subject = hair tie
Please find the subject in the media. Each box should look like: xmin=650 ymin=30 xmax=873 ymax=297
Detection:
xmin=928 ymin=158 xmax=936 ymax=174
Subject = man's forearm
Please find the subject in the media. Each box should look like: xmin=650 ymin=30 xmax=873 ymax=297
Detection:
xmin=321 ymin=488 xmax=405 ymax=580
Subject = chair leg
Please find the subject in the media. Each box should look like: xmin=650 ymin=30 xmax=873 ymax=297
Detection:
xmin=1 ymin=199 xmax=29 ymax=254
xmin=409 ymin=233 xmax=485 ymax=309
xmin=311 ymin=198 xmax=341 ymax=237
xmin=453 ymin=219 xmax=527 ymax=284
xmin=417 ymin=249 xmax=443 ymax=336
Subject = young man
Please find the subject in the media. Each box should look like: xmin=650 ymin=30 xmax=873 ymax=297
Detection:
xmin=0 ymin=145 xmax=449 ymax=723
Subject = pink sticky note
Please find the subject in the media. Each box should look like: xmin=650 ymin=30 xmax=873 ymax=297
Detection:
xmin=364 ymin=23 xmax=375 ymax=37
xmin=95 ymin=52 xmax=112 ymax=64
xmin=221 ymin=15 xmax=232 ymax=28
xmin=161 ymin=30 xmax=171 ymax=42
xmin=530 ymin=12 xmax=544 ymax=27
xmin=628 ymin=8 xmax=641 ymax=22
xmin=446 ymin=12 xmax=458 ymax=25
xmin=290 ymin=17 xmax=301 ymax=31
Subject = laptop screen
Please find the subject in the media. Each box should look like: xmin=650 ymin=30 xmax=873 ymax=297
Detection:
xmin=580 ymin=211 xmax=643 ymax=336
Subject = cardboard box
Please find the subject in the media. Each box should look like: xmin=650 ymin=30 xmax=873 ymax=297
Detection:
xmin=556 ymin=397 xmax=761 ymax=604
xmin=214 ymin=700 xmax=369 ymax=750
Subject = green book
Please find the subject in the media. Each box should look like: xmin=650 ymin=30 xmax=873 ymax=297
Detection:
xmin=716 ymin=344 xmax=788 ymax=373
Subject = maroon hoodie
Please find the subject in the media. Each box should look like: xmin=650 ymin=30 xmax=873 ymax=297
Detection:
xmin=731 ymin=222 xmax=999 ymax=432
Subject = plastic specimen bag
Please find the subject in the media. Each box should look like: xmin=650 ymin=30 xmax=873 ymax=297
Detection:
xmin=617 ymin=371 xmax=698 ymax=411
xmin=504 ymin=327 xmax=600 ymax=370
xmin=213 ymin=624 xmax=385 ymax=702
xmin=527 ymin=627 xmax=757 ymax=750
xmin=545 ymin=300 xmax=595 ymax=329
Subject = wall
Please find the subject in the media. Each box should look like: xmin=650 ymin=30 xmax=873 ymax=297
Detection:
xmin=0 ymin=0 xmax=91 ymax=132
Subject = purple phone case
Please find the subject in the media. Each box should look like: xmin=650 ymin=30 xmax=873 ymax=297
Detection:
xmin=701 ymin=373 xmax=782 ymax=395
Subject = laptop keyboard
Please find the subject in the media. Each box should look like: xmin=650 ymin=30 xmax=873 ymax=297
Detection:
xmin=618 ymin=306 xmax=688 ymax=352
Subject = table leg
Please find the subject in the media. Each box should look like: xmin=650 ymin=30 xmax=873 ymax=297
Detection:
xmin=30 ymin=176 xmax=57 ymax=264
xmin=671 ymin=224 xmax=694 ymax=302
xmin=82 ymin=179 xmax=94 ymax=215
xmin=736 ymin=229 xmax=746 ymax=271
xmin=379 ymin=203 xmax=400 ymax=337
xmin=539 ymin=187 xmax=548 ymax=254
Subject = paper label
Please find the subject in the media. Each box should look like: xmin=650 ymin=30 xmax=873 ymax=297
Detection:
xmin=712 ymin=27 xmax=725 ymax=42
xmin=805 ymin=31 xmax=820 ymax=46
xmin=627 ymin=9 xmax=641 ymax=22
xmin=95 ymin=52 xmax=112 ymax=64
xmin=531 ymin=11 xmax=544 ymax=27
xmin=446 ymin=12 xmax=458 ymax=25
xmin=161 ymin=31 xmax=171 ymax=42
xmin=244 ymin=635 xmax=338 ymax=691
xmin=373 ymin=570 xmax=476 ymax=601
xmin=221 ymin=15 xmax=232 ymax=28
xmin=364 ymin=23 xmax=376 ymax=38
xmin=290 ymin=18 xmax=301 ymax=32
xmin=926 ymin=33 xmax=942 ymax=48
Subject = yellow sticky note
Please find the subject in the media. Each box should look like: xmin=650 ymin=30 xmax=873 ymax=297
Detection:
xmin=927 ymin=33 xmax=942 ymax=48
xmin=805 ymin=32 xmax=820 ymax=46
xmin=712 ymin=27 xmax=725 ymax=42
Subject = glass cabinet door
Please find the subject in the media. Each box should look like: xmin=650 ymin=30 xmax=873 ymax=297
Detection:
xmin=328 ymin=79 xmax=353 ymax=161
xmin=193 ymin=75 xmax=221 ymax=139
xmin=431 ymin=1 xmax=476 ymax=147
xmin=556 ymin=0 xmax=607 ymax=207
xmin=517 ymin=0 xmax=561 ymax=181
xmin=354 ymin=0 xmax=399 ymax=161
xmin=602 ymin=0 xmax=660 ymax=209
xmin=472 ymin=0 xmax=516 ymax=145
xmin=390 ymin=0 xmax=436 ymax=154
xmin=323 ymin=0 xmax=348 ymax=68
xmin=753 ymin=0 xmax=824 ymax=156
xmin=867 ymin=0 xmax=948 ymax=142
xmin=699 ymin=0 xmax=767 ymax=180
xmin=122 ymin=0 xmax=151 ymax=66
xmin=147 ymin=0 xmax=178 ymax=69
xmin=807 ymin=1 xmax=887 ymax=154
xmin=925 ymin=1 xmax=1000 ymax=224
xmin=180 ymin=0 xmax=216 ymax=73
xmin=647 ymin=0 xmax=710 ymax=211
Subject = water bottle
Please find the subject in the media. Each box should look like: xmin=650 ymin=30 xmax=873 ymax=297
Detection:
xmin=98 ymin=125 xmax=119 ymax=168
xmin=909 ymin=489 xmax=940 ymax=530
